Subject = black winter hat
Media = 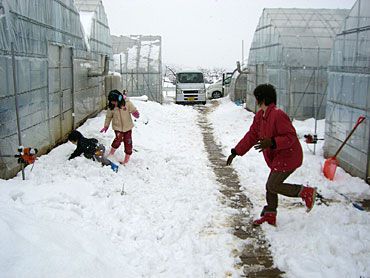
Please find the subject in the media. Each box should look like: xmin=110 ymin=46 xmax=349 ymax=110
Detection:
xmin=108 ymin=90 xmax=123 ymax=102
xmin=68 ymin=130 xmax=83 ymax=142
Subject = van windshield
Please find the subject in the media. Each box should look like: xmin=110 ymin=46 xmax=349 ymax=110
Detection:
xmin=177 ymin=73 xmax=204 ymax=83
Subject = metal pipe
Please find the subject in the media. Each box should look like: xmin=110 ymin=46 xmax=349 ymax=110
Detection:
xmin=148 ymin=44 xmax=151 ymax=100
xmin=314 ymin=70 xmax=317 ymax=155
xmin=125 ymin=51 xmax=128 ymax=90
xmin=59 ymin=45 xmax=64 ymax=142
xmin=159 ymin=37 xmax=163 ymax=104
xmin=46 ymin=45 xmax=52 ymax=145
xmin=236 ymin=61 xmax=250 ymax=74
xmin=366 ymin=73 xmax=370 ymax=184
xmin=366 ymin=118 xmax=370 ymax=184
xmin=71 ymin=48 xmax=75 ymax=130
xmin=11 ymin=42 xmax=25 ymax=180
xmin=314 ymin=47 xmax=320 ymax=155
xmin=288 ymin=67 xmax=292 ymax=118
xmin=241 ymin=40 xmax=244 ymax=68
xmin=255 ymin=64 xmax=259 ymax=112
xmin=120 ymin=54 xmax=122 ymax=74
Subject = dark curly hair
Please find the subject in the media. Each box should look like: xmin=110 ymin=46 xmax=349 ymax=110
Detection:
xmin=108 ymin=90 xmax=126 ymax=110
xmin=68 ymin=130 xmax=83 ymax=142
xmin=253 ymin=84 xmax=277 ymax=106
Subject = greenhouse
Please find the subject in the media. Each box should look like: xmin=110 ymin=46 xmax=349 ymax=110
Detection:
xmin=324 ymin=0 xmax=370 ymax=182
xmin=228 ymin=71 xmax=248 ymax=105
xmin=245 ymin=8 xmax=348 ymax=119
xmin=112 ymin=35 xmax=162 ymax=103
xmin=0 ymin=0 xmax=112 ymax=179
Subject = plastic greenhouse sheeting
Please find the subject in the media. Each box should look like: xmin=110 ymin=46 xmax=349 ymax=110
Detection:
xmin=112 ymin=35 xmax=162 ymax=103
xmin=245 ymin=8 xmax=349 ymax=120
xmin=0 ymin=0 xmax=112 ymax=179
xmin=324 ymin=0 xmax=370 ymax=182
xmin=228 ymin=71 xmax=249 ymax=105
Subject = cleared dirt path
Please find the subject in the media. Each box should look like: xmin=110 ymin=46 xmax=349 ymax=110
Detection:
xmin=196 ymin=102 xmax=283 ymax=277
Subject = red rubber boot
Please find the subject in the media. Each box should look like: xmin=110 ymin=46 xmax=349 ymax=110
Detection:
xmin=120 ymin=154 xmax=130 ymax=165
xmin=108 ymin=147 xmax=117 ymax=156
xmin=253 ymin=212 xmax=277 ymax=226
xmin=299 ymin=186 xmax=317 ymax=212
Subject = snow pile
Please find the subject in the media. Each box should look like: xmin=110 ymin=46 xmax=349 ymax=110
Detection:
xmin=0 ymin=100 xmax=240 ymax=277
xmin=107 ymin=71 xmax=121 ymax=77
xmin=209 ymin=97 xmax=370 ymax=278
xmin=2 ymin=95 xmax=369 ymax=277
xmin=79 ymin=11 xmax=95 ymax=51
xmin=129 ymin=95 xmax=148 ymax=102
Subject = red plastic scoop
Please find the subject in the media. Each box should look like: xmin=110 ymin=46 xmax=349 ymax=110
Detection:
xmin=323 ymin=116 xmax=366 ymax=180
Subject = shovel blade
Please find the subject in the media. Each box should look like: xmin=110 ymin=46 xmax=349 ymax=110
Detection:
xmin=323 ymin=157 xmax=338 ymax=180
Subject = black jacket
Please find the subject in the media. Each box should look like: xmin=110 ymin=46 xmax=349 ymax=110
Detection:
xmin=69 ymin=136 xmax=98 ymax=160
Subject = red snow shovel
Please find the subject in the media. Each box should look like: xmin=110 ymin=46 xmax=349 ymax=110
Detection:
xmin=323 ymin=115 xmax=366 ymax=180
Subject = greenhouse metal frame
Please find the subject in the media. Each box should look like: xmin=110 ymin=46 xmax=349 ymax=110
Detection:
xmin=112 ymin=35 xmax=162 ymax=103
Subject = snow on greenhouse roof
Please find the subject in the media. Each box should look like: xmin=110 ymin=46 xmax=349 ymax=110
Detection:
xmin=74 ymin=0 xmax=112 ymax=55
xmin=79 ymin=11 xmax=94 ymax=51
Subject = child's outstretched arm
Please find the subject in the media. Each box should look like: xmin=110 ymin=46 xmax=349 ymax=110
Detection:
xmin=69 ymin=147 xmax=83 ymax=160
xmin=101 ymin=110 xmax=113 ymax=132
xmin=128 ymin=101 xmax=140 ymax=118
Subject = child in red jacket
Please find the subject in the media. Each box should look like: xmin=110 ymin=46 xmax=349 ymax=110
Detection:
xmin=226 ymin=84 xmax=316 ymax=226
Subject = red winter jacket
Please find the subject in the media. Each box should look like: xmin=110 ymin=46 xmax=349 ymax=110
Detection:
xmin=234 ymin=104 xmax=303 ymax=172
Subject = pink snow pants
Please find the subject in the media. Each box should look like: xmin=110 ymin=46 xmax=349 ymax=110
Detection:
xmin=111 ymin=130 xmax=133 ymax=155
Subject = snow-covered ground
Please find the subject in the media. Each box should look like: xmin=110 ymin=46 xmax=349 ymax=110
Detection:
xmin=0 ymin=100 xmax=240 ymax=277
xmin=209 ymin=97 xmax=370 ymax=278
xmin=1 ymin=96 xmax=370 ymax=277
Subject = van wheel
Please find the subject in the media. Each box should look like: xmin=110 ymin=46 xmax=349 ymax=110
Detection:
xmin=202 ymin=101 xmax=206 ymax=105
xmin=212 ymin=91 xmax=222 ymax=99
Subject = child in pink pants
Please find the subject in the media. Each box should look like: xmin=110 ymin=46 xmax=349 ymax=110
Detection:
xmin=100 ymin=90 xmax=140 ymax=164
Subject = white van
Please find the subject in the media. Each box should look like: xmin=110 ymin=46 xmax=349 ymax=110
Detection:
xmin=206 ymin=72 xmax=233 ymax=99
xmin=175 ymin=71 xmax=206 ymax=105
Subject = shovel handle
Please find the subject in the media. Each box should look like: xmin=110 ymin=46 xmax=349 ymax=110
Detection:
xmin=356 ymin=115 xmax=366 ymax=125
xmin=334 ymin=115 xmax=366 ymax=158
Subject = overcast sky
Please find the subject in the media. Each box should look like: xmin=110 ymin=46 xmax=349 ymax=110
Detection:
xmin=102 ymin=0 xmax=355 ymax=70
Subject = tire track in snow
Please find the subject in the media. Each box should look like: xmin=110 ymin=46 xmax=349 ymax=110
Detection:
xmin=196 ymin=102 xmax=284 ymax=277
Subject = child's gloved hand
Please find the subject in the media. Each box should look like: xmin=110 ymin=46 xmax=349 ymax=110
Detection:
xmin=226 ymin=148 xmax=237 ymax=166
xmin=100 ymin=127 xmax=108 ymax=133
xmin=132 ymin=111 xmax=140 ymax=119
